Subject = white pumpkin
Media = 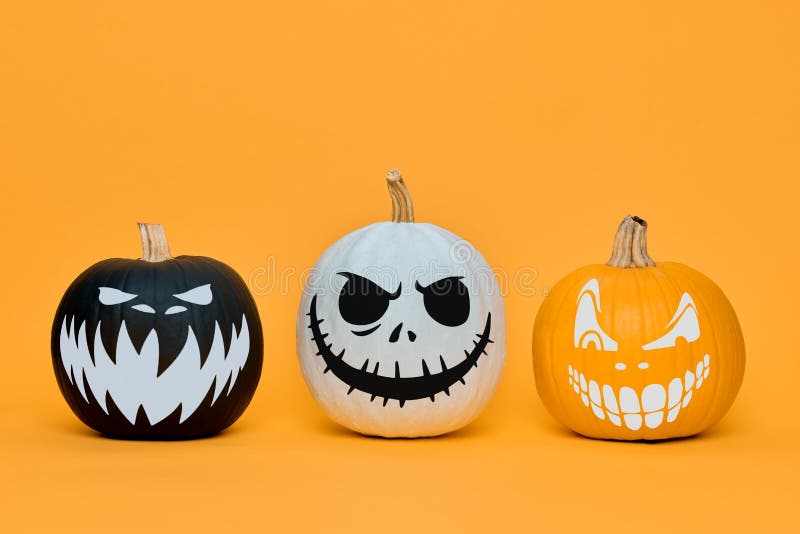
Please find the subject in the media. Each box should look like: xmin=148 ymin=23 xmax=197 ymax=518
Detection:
xmin=296 ymin=170 xmax=506 ymax=437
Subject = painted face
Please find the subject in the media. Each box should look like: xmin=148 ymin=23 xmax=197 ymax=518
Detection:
xmin=567 ymin=278 xmax=711 ymax=432
xmin=307 ymin=272 xmax=492 ymax=406
xmin=53 ymin=257 xmax=261 ymax=432
xmin=297 ymin=222 xmax=506 ymax=437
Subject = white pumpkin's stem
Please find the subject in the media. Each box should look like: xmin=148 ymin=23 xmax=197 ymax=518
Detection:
xmin=138 ymin=223 xmax=172 ymax=262
xmin=386 ymin=168 xmax=415 ymax=223
xmin=606 ymin=215 xmax=656 ymax=268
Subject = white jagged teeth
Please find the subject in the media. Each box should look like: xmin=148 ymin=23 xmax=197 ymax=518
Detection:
xmin=608 ymin=413 xmax=622 ymax=426
xmin=603 ymin=385 xmax=619 ymax=414
xmin=684 ymin=370 xmax=695 ymax=391
xmin=588 ymin=380 xmax=601 ymax=405
xmin=619 ymin=387 xmax=640 ymax=413
xmin=591 ymin=404 xmax=605 ymax=419
xmin=668 ymin=378 xmax=683 ymax=408
xmin=645 ymin=411 xmax=664 ymax=429
xmin=642 ymin=384 xmax=666 ymax=412
xmin=579 ymin=373 xmax=588 ymax=393
xmin=682 ymin=390 xmax=693 ymax=407
xmin=624 ymin=414 xmax=643 ymax=430
xmin=704 ymin=354 xmax=710 ymax=367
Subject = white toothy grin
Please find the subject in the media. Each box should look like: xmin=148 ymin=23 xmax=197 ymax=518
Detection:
xmin=567 ymin=355 xmax=711 ymax=431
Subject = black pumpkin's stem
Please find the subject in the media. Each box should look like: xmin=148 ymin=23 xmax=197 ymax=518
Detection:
xmin=138 ymin=223 xmax=172 ymax=262
xmin=606 ymin=215 xmax=656 ymax=268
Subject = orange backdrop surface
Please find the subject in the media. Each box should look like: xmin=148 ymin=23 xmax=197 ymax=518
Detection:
xmin=2 ymin=2 xmax=799 ymax=532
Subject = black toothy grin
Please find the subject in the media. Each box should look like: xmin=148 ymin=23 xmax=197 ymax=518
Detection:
xmin=307 ymin=295 xmax=493 ymax=407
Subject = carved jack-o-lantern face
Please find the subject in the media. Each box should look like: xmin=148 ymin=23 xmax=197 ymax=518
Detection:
xmin=296 ymin=171 xmax=506 ymax=438
xmin=533 ymin=216 xmax=745 ymax=440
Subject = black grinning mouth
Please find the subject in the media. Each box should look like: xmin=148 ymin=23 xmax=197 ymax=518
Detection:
xmin=307 ymin=295 xmax=493 ymax=407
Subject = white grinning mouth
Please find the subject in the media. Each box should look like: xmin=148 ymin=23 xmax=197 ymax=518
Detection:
xmin=567 ymin=355 xmax=711 ymax=431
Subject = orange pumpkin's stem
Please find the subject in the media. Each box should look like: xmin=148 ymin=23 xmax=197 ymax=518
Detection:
xmin=386 ymin=169 xmax=415 ymax=223
xmin=137 ymin=223 xmax=173 ymax=262
xmin=606 ymin=215 xmax=656 ymax=268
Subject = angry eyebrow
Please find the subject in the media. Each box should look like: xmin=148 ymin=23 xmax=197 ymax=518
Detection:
xmin=98 ymin=287 xmax=138 ymax=305
xmin=173 ymin=284 xmax=213 ymax=305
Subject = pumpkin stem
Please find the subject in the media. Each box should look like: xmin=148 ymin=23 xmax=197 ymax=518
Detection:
xmin=386 ymin=168 xmax=415 ymax=223
xmin=606 ymin=215 xmax=656 ymax=268
xmin=137 ymin=223 xmax=173 ymax=262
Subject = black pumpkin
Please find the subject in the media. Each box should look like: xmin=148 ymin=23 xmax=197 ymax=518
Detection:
xmin=51 ymin=223 xmax=263 ymax=439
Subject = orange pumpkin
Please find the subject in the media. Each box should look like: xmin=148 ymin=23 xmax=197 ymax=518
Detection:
xmin=533 ymin=216 xmax=745 ymax=440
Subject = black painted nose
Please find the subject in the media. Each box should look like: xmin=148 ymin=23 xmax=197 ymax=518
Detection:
xmin=389 ymin=323 xmax=416 ymax=343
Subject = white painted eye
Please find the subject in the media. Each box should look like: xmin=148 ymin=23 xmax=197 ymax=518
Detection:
xmin=642 ymin=293 xmax=700 ymax=350
xmin=173 ymin=284 xmax=212 ymax=305
xmin=574 ymin=279 xmax=618 ymax=351
xmin=98 ymin=287 xmax=137 ymax=305
xmin=131 ymin=303 xmax=156 ymax=314
xmin=165 ymin=305 xmax=188 ymax=315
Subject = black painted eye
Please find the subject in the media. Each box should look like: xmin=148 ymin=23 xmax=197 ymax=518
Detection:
xmin=337 ymin=272 xmax=400 ymax=325
xmin=415 ymin=277 xmax=470 ymax=327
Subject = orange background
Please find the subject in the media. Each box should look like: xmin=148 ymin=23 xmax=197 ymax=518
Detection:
xmin=2 ymin=2 xmax=798 ymax=532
